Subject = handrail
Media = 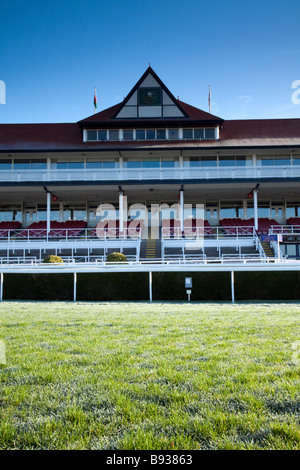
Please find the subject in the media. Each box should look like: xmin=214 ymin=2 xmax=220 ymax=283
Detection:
xmin=1 ymin=165 xmax=300 ymax=183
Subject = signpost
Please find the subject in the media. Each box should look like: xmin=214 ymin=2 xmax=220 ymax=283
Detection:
xmin=185 ymin=277 xmax=192 ymax=301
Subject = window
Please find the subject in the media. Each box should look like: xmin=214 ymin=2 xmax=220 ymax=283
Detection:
xmin=98 ymin=130 xmax=107 ymax=141
xmin=194 ymin=129 xmax=204 ymax=139
xmin=108 ymin=130 xmax=119 ymax=141
xmin=157 ymin=129 xmax=166 ymax=140
xmin=123 ymin=130 xmax=134 ymax=141
xmin=204 ymin=128 xmax=215 ymax=139
xmin=136 ymin=129 xmax=146 ymax=140
xmin=87 ymin=130 xmax=97 ymax=141
xmin=169 ymin=129 xmax=179 ymax=140
xmin=0 ymin=159 xmax=12 ymax=170
xmin=183 ymin=129 xmax=193 ymax=139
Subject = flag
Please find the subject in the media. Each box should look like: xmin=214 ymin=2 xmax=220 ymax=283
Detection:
xmin=94 ymin=87 xmax=97 ymax=113
xmin=208 ymin=85 xmax=211 ymax=113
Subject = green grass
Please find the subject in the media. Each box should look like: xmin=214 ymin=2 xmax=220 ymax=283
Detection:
xmin=0 ymin=301 xmax=300 ymax=450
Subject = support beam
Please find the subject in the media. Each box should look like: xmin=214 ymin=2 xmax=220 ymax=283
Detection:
xmin=119 ymin=190 xmax=124 ymax=233
xmin=46 ymin=191 xmax=51 ymax=235
xmin=253 ymin=188 xmax=258 ymax=231
xmin=231 ymin=271 xmax=235 ymax=304
xmin=180 ymin=188 xmax=184 ymax=233
xmin=149 ymin=271 xmax=152 ymax=302
xmin=0 ymin=272 xmax=3 ymax=302
xmin=73 ymin=272 xmax=77 ymax=302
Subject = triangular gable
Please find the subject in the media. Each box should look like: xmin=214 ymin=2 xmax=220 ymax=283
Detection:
xmin=113 ymin=66 xmax=188 ymax=119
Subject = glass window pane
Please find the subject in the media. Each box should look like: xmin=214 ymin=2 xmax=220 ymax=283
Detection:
xmin=205 ymin=128 xmax=215 ymax=139
xmin=31 ymin=160 xmax=47 ymax=169
xmin=14 ymin=160 xmax=30 ymax=169
xmin=98 ymin=130 xmax=107 ymax=141
xmin=146 ymin=129 xmax=155 ymax=140
xmin=219 ymin=156 xmax=235 ymax=167
xmin=108 ymin=130 xmax=119 ymax=141
xmin=169 ymin=129 xmax=179 ymax=140
xmin=142 ymin=158 xmax=160 ymax=168
xmin=136 ymin=129 xmax=146 ymax=140
xmin=157 ymin=129 xmax=166 ymax=140
xmin=0 ymin=160 xmax=12 ymax=170
xmin=261 ymin=156 xmax=273 ymax=166
xmin=87 ymin=130 xmax=97 ymax=141
xmin=292 ymin=157 xmax=300 ymax=165
xmin=123 ymin=130 xmax=133 ymax=140
xmin=86 ymin=161 xmax=102 ymax=168
xmin=194 ymin=129 xmax=204 ymax=139
xmin=201 ymin=157 xmax=217 ymax=167
xmin=183 ymin=129 xmax=193 ymax=139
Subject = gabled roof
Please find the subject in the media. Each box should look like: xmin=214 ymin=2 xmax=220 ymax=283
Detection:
xmin=78 ymin=66 xmax=224 ymax=128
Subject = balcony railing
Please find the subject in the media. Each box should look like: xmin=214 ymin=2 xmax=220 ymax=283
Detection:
xmin=0 ymin=165 xmax=299 ymax=183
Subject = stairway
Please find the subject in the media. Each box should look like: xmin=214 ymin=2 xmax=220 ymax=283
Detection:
xmin=260 ymin=237 xmax=274 ymax=257
xmin=140 ymin=238 xmax=161 ymax=260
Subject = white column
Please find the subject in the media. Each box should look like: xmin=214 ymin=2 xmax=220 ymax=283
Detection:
xmin=253 ymin=189 xmax=258 ymax=230
xmin=180 ymin=189 xmax=184 ymax=233
xmin=47 ymin=191 xmax=51 ymax=234
xmin=231 ymin=271 xmax=235 ymax=304
xmin=149 ymin=271 xmax=152 ymax=302
xmin=73 ymin=272 xmax=77 ymax=302
xmin=119 ymin=191 xmax=124 ymax=232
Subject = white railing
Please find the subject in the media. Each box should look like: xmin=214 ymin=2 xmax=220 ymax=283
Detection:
xmin=1 ymin=256 xmax=299 ymax=270
xmin=269 ymin=225 xmax=300 ymax=235
xmin=1 ymin=165 xmax=300 ymax=183
xmin=162 ymin=226 xmax=255 ymax=239
xmin=0 ymin=227 xmax=142 ymax=242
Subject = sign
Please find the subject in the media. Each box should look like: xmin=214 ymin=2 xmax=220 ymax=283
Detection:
xmin=261 ymin=235 xmax=280 ymax=242
xmin=185 ymin=277 xmax=192 ymax=289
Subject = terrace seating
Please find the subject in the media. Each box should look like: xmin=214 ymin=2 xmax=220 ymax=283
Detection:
xmin=91 ymin=220 xmax=143 ymax=239
xmin=0 ymin=221 xmax=22 ymax=238
xmin=220 ymin=218 xmax=254 ymax=235
xmin=220 ymin=217 xmax=285 ymax=236
xmin=16 ymin=220 xmax=87 ymax=239
xmin=286 ymin=217 xmax=300 ymax=231
xmin=162 ymin=219 xmax=181 ymax=238
xmin=182 ymin=219 xmax=214 ymax=238
xmin=162 ymin=219 xmax=214 ymax=238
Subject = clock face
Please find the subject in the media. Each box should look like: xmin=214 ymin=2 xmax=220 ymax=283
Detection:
xmin=138 ymin=87 xmax=162 ymax=106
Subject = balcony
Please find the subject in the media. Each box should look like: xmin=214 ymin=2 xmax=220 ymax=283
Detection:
xmin=0 ymin=165 xmax=299 ymax=184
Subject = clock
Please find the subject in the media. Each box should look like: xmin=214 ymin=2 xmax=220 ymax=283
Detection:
xmin=138 ymin=87 xmax=162 ymax=106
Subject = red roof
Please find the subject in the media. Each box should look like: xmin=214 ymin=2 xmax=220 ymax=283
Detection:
xmin=0 ymin=113 xmax=300 ymax=152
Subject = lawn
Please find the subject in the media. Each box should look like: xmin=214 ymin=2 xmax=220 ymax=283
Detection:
xmin=0 ymin=301 xmax=299 ymax=450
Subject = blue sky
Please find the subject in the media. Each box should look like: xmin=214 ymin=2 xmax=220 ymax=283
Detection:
xmin=0 ymin=0 xmax=300 ymax=123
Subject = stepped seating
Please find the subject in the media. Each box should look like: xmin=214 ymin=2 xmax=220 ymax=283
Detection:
xmin=182 ymin=219 xmax=214 ymax=237
xmin=286 ymin=217 xmax=300 ymax=231
xmin=91 ymin=220 xmax=143 ymax=239
xmin=220 ymin=217 xmax=285 ymax=236
xmin=220 ymin=218 xmax=254 ymax=235
xmin=16 ymin=220 xmax=87 ymax=238
xmin=0 ymin=221 xmax=22 ymax=238
xmin=162 ymin=219 xmax=214 ymax=238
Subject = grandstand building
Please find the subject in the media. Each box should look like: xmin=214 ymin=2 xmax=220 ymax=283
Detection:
xmin=1 ymin=66 xmax=300 ymax=273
